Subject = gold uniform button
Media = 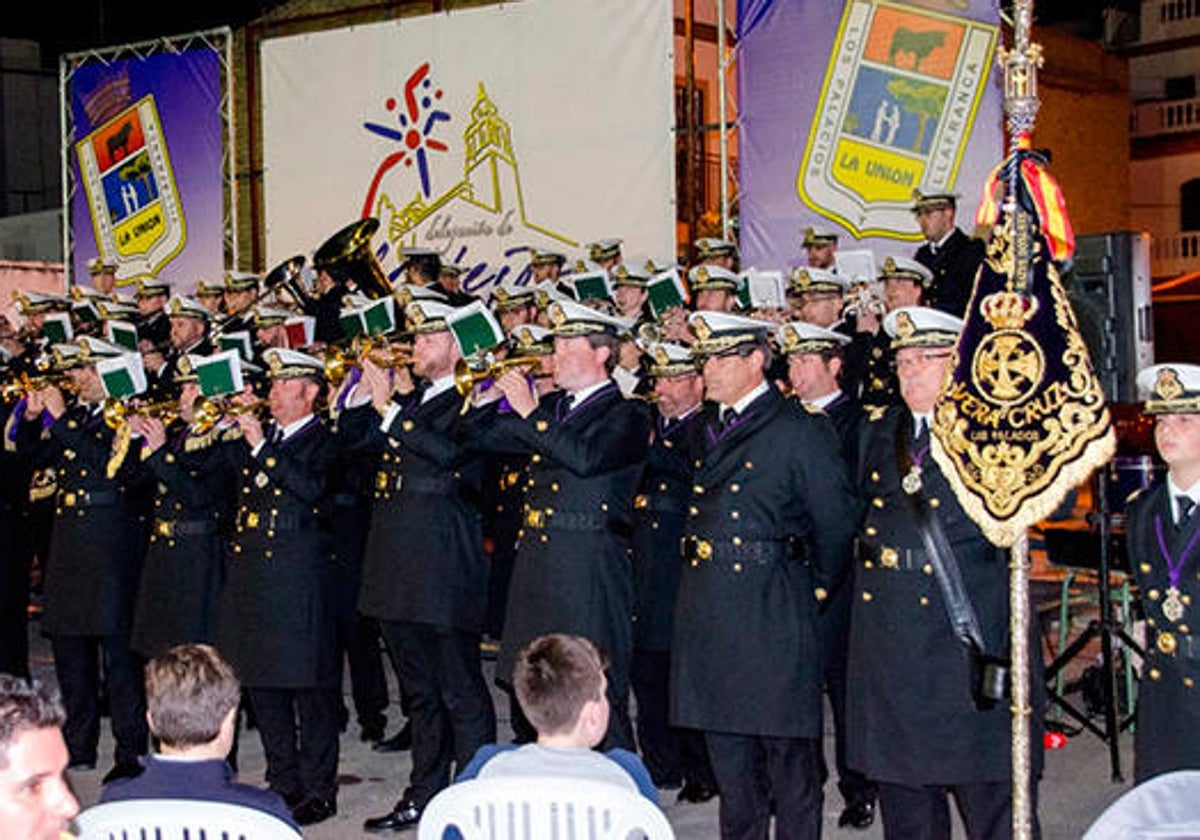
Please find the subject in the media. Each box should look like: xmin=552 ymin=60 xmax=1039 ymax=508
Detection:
xmin=265 ymin=457 xmax=277 ymax=468
xmin=872 ymin=497 xmax=884 ymax=508
xmin=814 ymin=587 xmax=828 ymax=601
xmin=732 ymin=536 xmax=743 ymax=547
xmin=1186 ymin=677 xmax=1195 ymax=688
xmin=634 ymin=495 xmax=649 ymax=510
xmin=164 ymin=453 xmax=176 ymax=464
xmin=862 ymin=591 xmax=873 ymax=602
xmin=870 ymin=471 xmax=880 ymax=482
xmin=1140 ymin=563 xmax=1152 ymax=574
xmin=1158 ymin=632 xmax=1178 ymax=655
xmin=688 ymin=506 xmax=699 ymax=517
xmin=920 ymin=596 xmax=930 ymax=606
xmin=551 ymin=482 xmax=560 ymax=493
xmin=929 ymin=498 xmax=941 ymax=509
xmin=531 ymin=454 xmax=542 ymax=463
xmin=1149 ymin=667 xmax=1161 ymax=681
xmin=535 ymin=420 xmax=548 ymax=432
xmin=733 ymin=563 xmax=743 ymax=573
xmin=744 ymin=461 xmax=754 ymax=470
xmin=693 ymin=485 xmax=705 ymax=495
xmin=730 ymin=511 xmax=740 ymax=521
xmin=402 ymin=420 xmax=414 ymax=432
xmin=865 ymin=525 xmax=878 ymax=537
xmin=1149 ymin=589 xmax=1160 ymax=601
xmin=1182 ymin=624 xmax=1192 ymax=634
xmin=922 ymin=564 xmax=933 ymax=575
xmin=658 ymin=482 xmax=668 ymax=492
xmin=730 ymin=483 xmax=740 ymax=493
xmin=864 ymin=561 xmax=874 ymax=569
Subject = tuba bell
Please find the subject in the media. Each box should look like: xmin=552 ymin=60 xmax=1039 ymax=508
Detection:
xmin=312 ymin=218 xmax=393 ymax=301
xmin=264 ymin=255 xmax=315 ymax=311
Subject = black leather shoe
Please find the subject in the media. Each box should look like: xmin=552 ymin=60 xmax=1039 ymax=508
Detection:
xmin=371 ymin=721 xmax=412 ymax=753
xmin=364 ymin=799 xmax=421 ymax=833
xmin=838 ymin=799 xmax=876 ymax=830
xmin=101 ymin=762 xmax=144 ymax=785
xmin=293 ymin=795 xmax=338 ymax=826
xmin=676 ymin=782 xmax=718 ymax=804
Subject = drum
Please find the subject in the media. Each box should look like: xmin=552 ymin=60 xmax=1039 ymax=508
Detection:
xmin=1106 ymin=455 xmax=1164 ymax=522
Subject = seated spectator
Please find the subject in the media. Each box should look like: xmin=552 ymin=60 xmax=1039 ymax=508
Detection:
xmin=0 ymin=674 xmax=79 ymax=840
xmin=100 ymin=644 xmax=297 ymax=830
xmin=457 ymin=634 xmax=658 ymax=803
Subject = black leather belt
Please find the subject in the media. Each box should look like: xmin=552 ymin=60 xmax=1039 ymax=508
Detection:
xmin=856 ymin=539 xmax=928 ymax=571
xmin=331 ymin=493 xmax=359 ymax=507
xmin=375 ymin=472 xmax=455 ymax=496
xmin=682 ymin=535 xmax=799 ymax=566
xmin=1153 ymin=628 xmax=1200 ymax=660
xmin=524 ymin=508 xmax=610 ymax=532
xmin=154 ymin=518 xmax=216 ymax=539
xmin=633 ymin=495 xmax=687 ymax=516
xmin=59 ymin=488 xmax=118 ymax=508
xmin=236 ymin=509 xmax=319 ymax=532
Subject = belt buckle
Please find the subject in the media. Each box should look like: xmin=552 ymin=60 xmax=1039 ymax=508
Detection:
xmin=245 ymin=511 xmax=260 ymax=529
xmin=375 ymin=471 xmax=389 ymax=491
xmin=633 ymin=494 xmax=649 ymax=510
xmin=694 ymin=538 xmax=713 ymax=561
xmin=880 ymin=547 xmax=899 ymax=569
xmin=63 ymin=491 xmax=77 ymax=508
xmin=155 ymin=519 xmax=174 ymax=539
xmin=526 ymin=509 xmax=546 ymax=529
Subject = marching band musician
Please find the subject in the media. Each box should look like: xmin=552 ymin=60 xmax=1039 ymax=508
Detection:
xmin=777 ymin=320 xmax=877 ymax=829
xmin=528 ymin=248 xmax=567 ymax=284
xmin=487 ymin=298 xmax=650 ymax=751
xmin=693 ymin=237 xmax=739 ymax=272
xmin=133 ymin=279 xmax=172 ymax=350
xmin=911 ymin=190 xmax=985 ymax=318
xmin=588 ymin=238 xmax=624 ymax=273
xmin=611 ymin=263 xmax=653 ymax=323
xmin=18 ymin=337 xmax=154 ymax=784
xmin=87 ymin=257 xmax=119 ymax=297
xmin=801 ymin=227 xmax=839 ymax=271
xmin=628 ymin=341 xmax=717 ymax=804
xmin=846 ymin=306 xmax=1039 ymax=840
xmin=492 ymin=278 xmax=539 ymax=335
xmin=790 ymin=267 xmax=850 ymax=331
xmin=688 ymin=264 xmax=741 ymax=315
xmin=1128 ymin=363 xmax=1200 ymax=783
xmin=221 ymin=271 xmax=262 ymax=335
xmin=195 ymin=280 xmax=225 ymax=315
xmin=215 ymin=347 xmax=340 ymax=826
xmin=480 ymin=323 xmax=556 ymax=642
xmin=356 ymin=299 xmax=497 ymax=834
xmin=125 ymin=355 xmax=257 ymax=661
xmin=843 ymin=255 xmax=931 ymax=410
xmin=670 ymin=311 xmax=857 ymax=840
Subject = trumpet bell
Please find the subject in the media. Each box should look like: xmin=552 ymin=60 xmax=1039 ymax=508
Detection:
xmin=313 ymin=218 xmax=393 ymax=301
xmin=264 ymin=255 xmax=313 ymax=309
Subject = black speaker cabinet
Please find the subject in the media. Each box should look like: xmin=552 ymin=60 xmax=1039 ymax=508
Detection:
xmin=1064 ymin=232 xmax=1155 ymax=403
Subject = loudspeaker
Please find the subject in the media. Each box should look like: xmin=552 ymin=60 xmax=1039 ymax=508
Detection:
xmin=1064 ymin=232 xmax=1154 ymax=403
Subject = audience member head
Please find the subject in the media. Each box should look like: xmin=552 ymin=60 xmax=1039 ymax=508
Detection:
xmin=0 ymin=675 xmax=79 ymax=840
xmin=144 ymin=644 xmax=241 ymax=757
xmin=514 ymin=635 xmax=610 ymax=748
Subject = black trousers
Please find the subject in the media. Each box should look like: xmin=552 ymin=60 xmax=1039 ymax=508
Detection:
xmin=248 ymin=686 xmax=340 ymax=802
xmin=818 ymin=584 xmax=877 ymax=808
xmin=51 ymin=633 xmax=147 ymax=767
xmin=631 ymin=648 xmax=715 ymax=789
xmin=705 ymin=732 xmax=822 ymax=840
xmin=0 ymin=511 xmax=30 ymax=678
xmin=878 ymin=780 xmax=1040 ymax=840
xmin=336 ymin=605 xmax=389 ymax=731
xmin=380 ymin=621 xmax=496 ymax=808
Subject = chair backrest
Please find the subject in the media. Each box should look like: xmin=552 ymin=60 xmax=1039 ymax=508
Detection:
xmin=417 ymin=776 xmax=676 ymax=840
xmin=75 ymin=798 xmax=302 ymax=840
xmin=1083 ymin=770 xmax=1200 ymax=840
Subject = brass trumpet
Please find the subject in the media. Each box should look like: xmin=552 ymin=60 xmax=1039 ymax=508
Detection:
xmin=453 ymin=355 xmax=542 ymax=398
xmin=102 ymin=397 xmax=180 ymax=430
xmin=324 ymin=339 xmax=412 ymax=386
xmin=193 ymin=397 xmax=268 ymax=434
xmin=1 ymin=372 xmax=77 ymax=401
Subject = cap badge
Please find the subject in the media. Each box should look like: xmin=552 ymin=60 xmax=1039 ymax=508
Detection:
xmin=1155 ymin=368 xmax=1184 ymax=401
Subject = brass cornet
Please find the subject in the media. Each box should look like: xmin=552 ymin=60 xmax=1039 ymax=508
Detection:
xmin=453 ymin=355 xmax=541 ymax=398
xmin=1 ymin=372 xmax=77 ymax=401
xmin=193 ymin=397 xmax=268 ymax=434
xmin=324 ymin=338 xmax=412 ymax=387
xmin=102 ymin=397 xmax=180 ymax=430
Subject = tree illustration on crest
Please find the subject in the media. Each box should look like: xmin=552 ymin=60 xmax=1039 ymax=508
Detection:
xmin=886 ymin=78 xmax=946 ymax=153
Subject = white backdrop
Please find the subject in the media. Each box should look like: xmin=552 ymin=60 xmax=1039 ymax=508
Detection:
xmin=260 ymin=0 xmax=676 ymax=295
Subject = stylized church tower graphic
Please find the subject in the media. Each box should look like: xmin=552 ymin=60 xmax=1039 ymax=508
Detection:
xmin=389 ymin=83 xmax=572 ymax=245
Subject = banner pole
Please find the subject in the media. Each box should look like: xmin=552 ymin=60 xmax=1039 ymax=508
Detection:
xmin=717 ymin=0 xmax=730 ymax=241
xmin=1002 ymin=2 xmax=1039 ymax=838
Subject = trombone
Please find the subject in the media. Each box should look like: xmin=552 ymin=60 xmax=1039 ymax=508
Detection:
xmin=193 ymin=397 xmax=268 ymax=434
xmin=102 ymin=397 xmax=180 ymax=430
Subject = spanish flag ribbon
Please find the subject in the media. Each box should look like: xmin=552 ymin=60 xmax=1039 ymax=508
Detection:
xmin=976 ymin=132 xmax=1075 ymax=263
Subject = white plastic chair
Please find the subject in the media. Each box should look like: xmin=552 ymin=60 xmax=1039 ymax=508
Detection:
xmin=417 ymin=776 xmax=676 ymax=840
xmin=1083 ymin=770 xmax=1200 ymax=840
xmin=75 ymin=798 xmax=302 ymax=840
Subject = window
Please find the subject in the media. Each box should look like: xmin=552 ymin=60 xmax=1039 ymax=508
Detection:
xmin=1165 ymin=74 xmax=1196 ymax=101
xmin=1181 ymin=178 xmax=1200 ymax=232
